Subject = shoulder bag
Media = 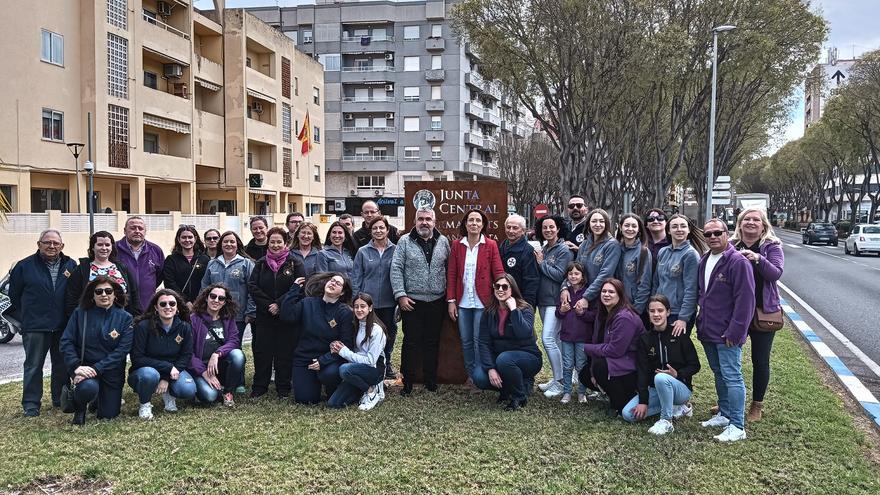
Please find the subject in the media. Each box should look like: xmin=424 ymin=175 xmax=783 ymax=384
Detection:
xmin=752 ymin=307 xmax=784 ymax=332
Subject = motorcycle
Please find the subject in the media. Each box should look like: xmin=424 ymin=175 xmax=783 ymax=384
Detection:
xmin=0 ymin=271 xmax=20 ymax=344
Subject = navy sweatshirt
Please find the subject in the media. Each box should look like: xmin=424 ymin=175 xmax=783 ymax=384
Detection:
xmin=499 ymin=236 xmax=539 ymax=307
xmin=129 ymin=317 xmax=194 ymax=379
xmin=280 ymin=284 xmax=355 ymax=367
xmin=60 ymin=306 xmax=134 ymax=376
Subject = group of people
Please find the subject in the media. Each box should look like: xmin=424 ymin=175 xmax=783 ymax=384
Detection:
xmin=8 ymin=197 xmax=784 ymax=443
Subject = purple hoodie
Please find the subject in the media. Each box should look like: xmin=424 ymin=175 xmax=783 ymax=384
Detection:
xmin=696 ymin=243 xmax=756 ymax=346
xmin=755 ymin=241 xmax=784 ymax=313
xmin=115 ymin=239 xmax=165 ymax=310
xmin=556 ymin=285 xmax=594 ymax=343
xmin=188 ymin=313 xmax=242 ymax=376
xmin=583 ymin=307 xmax=643 ymax=378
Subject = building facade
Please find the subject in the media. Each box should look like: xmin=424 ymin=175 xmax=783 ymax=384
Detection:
xmin=247 ymin=0 xmax=526 ymax=216
xmin=0 ymin=0 xmax=325 ymax=216
xmin=804 ymin=47 xmax=856 ymax=131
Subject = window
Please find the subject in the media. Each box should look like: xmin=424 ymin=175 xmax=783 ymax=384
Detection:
xmin=41 ymin=109 xmax=64 ymax=142
xmin=303 ymin=29 xmax=313 ymax=43
xmin=403 ymin=25 xmax=420 ymax=40
xmin=31 ymin=188 xmax=68 ymax=213
xmin=144 ymin=71 xmax=157 ymax=89
xmin=284 ymin=31 xmax=297 ymax=45
xmin=403 ymin=56 xmax=419 ymax=72
xmin=107 ymin=0 xmax=128 ymax=30
xmin=295 ymin=160 xmax=300 ymax=179
xmin=245 ymin=57 xmax=252 ymax=68
xmin=247 ymin=152 xmax=253 ymax=168
xmin=315 ymin=24 xmax=338 ymax=42
xmin=403 ymin=146 xmax=420 ymax=161
xmin=431 ymin=24 xmax=442 ymax=38
xmin=354 ymin=146 xmax=370 ymax=157
xmin=431 ymin=55 xmax=442 ymax=70
xmin=107 ymin=33 xmax=128 ymax=98
xmin=282 ymin=148 xmax=292 ymax=187
xmin=431 ymin=115 xmax=442 ymax=130
xmin=0 ymin=185 xmax=15 ymax=211
xmin=313 ymin=126 xmax=321 ymax=143
xmin=357 ymin=176 xmax=385 ymax=189
xmin=281 ymin=57 xmax=291 ymax=98
xmin=313 ymin=87 xmax=320 ymax=105
xmin=403 ymin=117 xmax=419 ymax=132
xmin=294 ymin=77 xmax=299 ymax=96
xmin=431 ymin=85 xmax=442 ymax=100
xmin=431 ymin=145 xmax=442 ymax=159
xmin=403 ymin=86 xmax=420 ymax=102
xmin=143 ymin=132 xmax=159 ymax=153
xmin=402 ymin=175 xmax=421 ymax=183
xmin=374 ymin=147 xmax=388 ymax=159
xmin=282 ymin=104 xmax=291 ymax=143
xmin=41 ymin=29 xmax=64 ymax=66
xmin=108 ymin=104 xmax=129 ymax=168
xmin=313 ymin=165 xmax=321 ymax=182
xmin=318 ymin=53 xmax=340 ymax=71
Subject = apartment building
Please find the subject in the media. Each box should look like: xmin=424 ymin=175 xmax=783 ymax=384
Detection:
xmin=247 ymin=0 xmax=527 ymax=216
xmin=804 ymin=47 xmax=856 ymax=132
xmin=0 ymin=0 xmax=325 ymax=216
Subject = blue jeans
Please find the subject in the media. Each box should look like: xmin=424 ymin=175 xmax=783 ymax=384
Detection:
xmin=327 ymin=363 xmax=383 ymax=409
xmin=538 ymin=306 xmax=563 ymax=382
xmin=72 ymin=371 xmax=125 ymax=419
xmin=702 ymin=342 xmax=746 ymax=429
xmin=127 ymin=367 xmax=197 ymax=404
xmin=621 ymin=373 xmax=693 ymax=422
xmin=21 ymin=331 xmax=66 ymax=412
xmin=560 ymin=341 xmax=587 ymax=394
xmin=457 ymin=306 xmax=483 ymax=378
xmin=473 ymin=350 xmax=542 ymax=402
xmin=291 ymin=362 xmax=342 ymax=404
xmin=194 ymin=349 xmax=246 ymax=403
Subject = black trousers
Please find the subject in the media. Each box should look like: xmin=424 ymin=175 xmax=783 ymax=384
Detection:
xmin=581 ymin=357 xmax=638 ymax=413
xmin=251 ymin=318 xmax=298 ymax=397
xmin=374 ymin=306 xmax=397 ymax=373
xmin=400 ymin=297 xmax=445 ymax=388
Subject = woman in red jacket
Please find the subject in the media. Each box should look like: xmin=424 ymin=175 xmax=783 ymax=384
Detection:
xmin=447 ymin=209 xmax=505 ymax=385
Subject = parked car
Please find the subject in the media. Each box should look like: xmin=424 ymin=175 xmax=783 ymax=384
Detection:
xmin=802 ymin=222 xmax=838 ymax=246
xmin=844 ymin=224 xmax=880 ymax=256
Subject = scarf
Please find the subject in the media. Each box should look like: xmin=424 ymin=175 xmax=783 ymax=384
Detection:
xmin=266 ymin=248 xmax=290 ymax=273
xmin=497 ymin=307 xmax=510 ymax=336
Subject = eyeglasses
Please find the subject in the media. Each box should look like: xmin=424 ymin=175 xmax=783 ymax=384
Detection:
xmin=645 ymin=215 xmax=666 ymax=222
xmin=567 ymin=203 xmax=585 ymax=209
xmin=93 ymin=288 xmax=114 ymax=296
xmin=493 ymin=283 xmax=510 ymax=291
xmin=39 ymin=241 xmax=62 ymax=247
xmin=704 ymin=230 xmax=726 ymax=238
xmin=208 ymin=293 xmax=227 ymax=302
xmin=327 ymin=278 xmax=344 ymax=287
xmin=205 ymin=236 xmax=219 ymax=241
xmin=158 ymin=300 xmax=177 ymax=308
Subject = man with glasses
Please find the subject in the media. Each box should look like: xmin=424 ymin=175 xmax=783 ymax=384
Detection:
xmin=116 ymin=216 xmax=165 ymax=314
xmin=563 ymin=195 xmax=588 ymax=250
xmin=286 ymin=212 xmax=305 ymax=236
xmin=354 ymin=200 xmax=399 ymax=249
xmin=644 ymin=208 xmax=671 ymax=263
xmin=696 ymin=219 xmax=755 ymax=443
xmin=8 ymin=229 xmax=77 ymax=417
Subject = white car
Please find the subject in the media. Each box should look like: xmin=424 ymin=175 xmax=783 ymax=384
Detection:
xmin=844 ymin=224 xmax=880 ymax=256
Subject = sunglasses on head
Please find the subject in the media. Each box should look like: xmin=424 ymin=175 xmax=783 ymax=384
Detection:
xmin=567 ymin=203 xmax=585 ymax=209
xmin=493 ymin=283 xmax=510 ymax=291
xmin=208 ymin=293 xmax=227 ymax=302
xmin=93 ymin=288 xmax=114 ymax=296
xmin=646 ymin=214 xmax=666 ymax=222
xmin=158 ymin=300 xmax=177 ymax=308
xmin=704 ymin=230 xmax=726 ymax=238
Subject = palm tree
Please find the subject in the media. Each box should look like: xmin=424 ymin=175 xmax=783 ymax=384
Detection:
xmin=0 ymin=190 xmax=10 ymax=220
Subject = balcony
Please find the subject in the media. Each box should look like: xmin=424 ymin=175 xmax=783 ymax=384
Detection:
xmin=425 ymin=160 xmax=445 ymax=171
xmin=464 ymin=132 xmax=484 ymax=148
xmin=141 ymin=87 xmax=192 ymax=124
xmin=341 ymin=97 xmax=396 ymax=114
xmin=464 ymin=42 xmax=481 ymax=60
xmin=485 ymin=81 xmax=502 ymax=100
xmin=465 ymin=72 xmax=487 ymax=92
xmin=139 ymin=152 xmax=192 ymax=179
xmin=425 ymin=38 xmax=445 ymax=51
xmin=246 ymin=67 xmax=276 ymax=100
xmin=194 ymin=110 xmax=224 ymax=168
xmin=425 ymin=69 xmax=445 ymax=82
xmin=465 ymin=103 xmax=483 ymax=118
xmin=462 ymin=158 xmax=483 ymax=175
xmin=341 ymin=126 xmax=397 ymax=142
xmin=425 ymin=100 xmax=445 ymax=112
xmin=194 ymin=54 xmax=222 ymax=86
xmin=481 ymin=111 xmax=501 ymax=127
xmin=501 ymin=120 xmax=510 ymax=131
xmin=341 ymin=95 xmax=394 ymax=103
xmin=342 ymin=65 xmax=394 ymax=73
xmin=341 ymin=35 xmax=395 ymax=53
xmin=341 ymin=155 xmax=397 ymax=172
xmin=247 ymin=118 xmax=278 ymax=144
xmin=141 ymin=11 xmax=190 ymax=63
xmin=425 ymin=130 xmax=445 ymax=142
xmin=341 ymin=68 xmax=395 ymax=83
xmin=514 ymin=124 xmax=527 ymax=138
xmin=482 ymin=136 xmax=498 ymax=151
xmin=482 ymin=163 xmax=500 ymax=178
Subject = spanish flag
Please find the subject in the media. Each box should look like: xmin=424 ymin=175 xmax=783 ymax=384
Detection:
xmin=297 ymin=110 xmax=312 ymax=155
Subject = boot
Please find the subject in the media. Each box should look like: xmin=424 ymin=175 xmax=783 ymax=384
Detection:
xmin=72 ymin=408 xmax=86 ymax=426
xmin=710 ymin=404 xmax=720 ymax=415
xmin=747 ymin=401 xmax=764 ymax=422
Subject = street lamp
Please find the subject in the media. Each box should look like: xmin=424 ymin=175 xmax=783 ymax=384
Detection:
xmin=706 ymin=24 xmax=736 ymax=223
xmin=83 ymin=160 xmax=95 ymax=235
xmin=66 ymin=142 xmax=84 ymax=213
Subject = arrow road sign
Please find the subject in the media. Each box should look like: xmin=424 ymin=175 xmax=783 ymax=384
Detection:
xmin=832 ymin=70 xmax=846 ymax=85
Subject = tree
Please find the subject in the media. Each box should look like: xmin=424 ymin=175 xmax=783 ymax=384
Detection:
xmin=496 ymin=133 xmax=561 ymax=214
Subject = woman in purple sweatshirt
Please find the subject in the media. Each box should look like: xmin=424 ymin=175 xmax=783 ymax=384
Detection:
xmin=581 ymin=278 xmax=644 ymax=416
xmin=188 ymin=284 xmax=245 ymax=407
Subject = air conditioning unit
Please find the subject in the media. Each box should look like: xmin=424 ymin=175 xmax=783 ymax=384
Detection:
xmin=157 ymin=1 xmax=173 ymax=16
xmin=349 ymin=189 xmax=356 ymax=196
xmin=334 ymin=199 xmax=346 ymax=211
xmin=303 ymin=35 xmax=313 ymax=44
xmin=248 ymin=173 xmax=264 ymax=188
xmin=385 ymin=113 xmax=394 ymax=119
xmin=163 ymin=63 xmax=183 ymax=79
xmin=385 ymin=84 xmax=394 ymax=91
xmin=374 ymin=189 xmax=382 ymax=197
xmin=385 ymin=53 xmax=394 ymax=60
xmin=344 ymin=113 xmax=353 ymax=120
xmin=251 ymin=101 xmax=263 ymax=114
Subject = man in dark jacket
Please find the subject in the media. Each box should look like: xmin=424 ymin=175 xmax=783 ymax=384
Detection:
xmin=8 ymin=229 xmax=77 ymax=416
xmin=564 ymin=195 xmax=588 ymax=250
xmin=353 ymin=200 xmax=399 ymax=248
xmin=116 ymin=217 xmax=164 ymax=311
xmin=499 ymin=214 xmax=539 ymax=307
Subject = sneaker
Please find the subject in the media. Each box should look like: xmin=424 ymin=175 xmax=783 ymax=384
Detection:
xmin=378 ymin=381 xmax=386 ymax=400
xmin=359 ymin=383 xmax=384 ymax=411
xmin=673 ymin=403 xmax=694 ymax=419
xmin=584 ymin=390 xmax=603 ymax=401
xmin=714 ymin=424 xmax=747 ymax=442
xmin=358 ymin=389 xmax=372 ymax=407
xmin=23 ymin=409 xmax=40 ymax=418
xmin=537 ymin=379 xmax=555 ymax=392
xmin=701 ymin=413 xmax=730 ymax=428
xmin=648 ymin=419 xmax=675 ymax=436
xmin=543 ymin=381 xmax=563 ymax=398
xmin=578 ymin=393 xmax=588 ymax=404
xmin=234 ymin=385 xmax=247 ymax=395
xmin=162 ymin=391 xmax=177 ymax=413
xmin=560 ymin=393 xmax=572 ymax=404
xmin=223 ymin=392 xmax=235 ymax=407
xmin=138 ymin=403 xmax=153 ymax=420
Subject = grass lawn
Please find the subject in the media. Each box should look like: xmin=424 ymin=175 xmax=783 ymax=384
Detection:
xmin=1 ymin=323 xmax=879 ymax=494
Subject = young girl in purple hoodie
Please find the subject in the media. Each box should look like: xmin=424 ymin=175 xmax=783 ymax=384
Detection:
xmin=556 ymin=262 xmax=593 ymax=403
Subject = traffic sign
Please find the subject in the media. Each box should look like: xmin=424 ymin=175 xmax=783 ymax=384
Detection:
xmin=534 ymin=203 xmax=549 ymax=218
xmin=716 ymin=175 xmax=731 ymax=183
xmin=713 ymin=183 xmax=731 ymax=190
xmin=711 ymin=191 xmax=731 ymax=199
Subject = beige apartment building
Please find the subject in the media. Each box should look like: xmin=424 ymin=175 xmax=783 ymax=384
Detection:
xmin=0 ymin=0 xmax=325 ymax=216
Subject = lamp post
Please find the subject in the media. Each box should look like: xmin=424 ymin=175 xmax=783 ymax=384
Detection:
xmin=66 ymin=142 xmax=84 ymax=213
xmin=706 ymin=24 xmax=736 ymax=223
xmin=84 ymin=160 xmax=95 ymax=235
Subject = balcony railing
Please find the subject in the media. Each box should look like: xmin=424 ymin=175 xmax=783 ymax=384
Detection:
xmin=342 ymin=66 xmax=394 ymax=72
xmin=342 ymin=35 xmax=394 ymax=43
xmin=341 ymin=126 xmax=396 ymax=132
xmin=342 ymin=155 xmax=395 ymax=161
xmin=142 ymin=11 xmax=190 ymax=40
xmin=341 ymin=96 xmax=395 ymax=103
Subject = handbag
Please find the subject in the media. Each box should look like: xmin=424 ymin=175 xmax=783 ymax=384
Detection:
xmin=60 ymin=312 xmax=87 ymax=413
xmin=752 ymin=307 xmax=783 ymax=332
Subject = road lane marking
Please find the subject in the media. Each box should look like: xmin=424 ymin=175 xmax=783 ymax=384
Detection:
xmin=779 ymin=281 xmax=880 ymax=378
xmin=784 ymin=243 xmax=802 ymax=249
xmin=780 ymin=296 xmax=880 ymax=428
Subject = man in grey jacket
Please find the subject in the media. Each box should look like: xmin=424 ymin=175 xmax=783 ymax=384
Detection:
xmin=390 ymin=207 xmax=450 ymax=395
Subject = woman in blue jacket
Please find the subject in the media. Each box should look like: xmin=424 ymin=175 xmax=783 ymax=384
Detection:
xmin=563 ymin=209 xmax=622 ymax=328
xmin=60 ymin=276 xmax=134 ymax=425
xmin=473 ymin=274 xmax=543 ymax=411
xmin=281 ymin=272 xmax=355 ymax=404
xmin=316 ymin=221 xmax=357 ymax=281
xmin=290 ymin=221 xmax=322 ymax=278
xmin=653 ymin=214 xmax=706 ymax=336
xmin=615 ymin=214 xmax=652 ymax=316
xmin=188 ymin=283 xmax=245 ymax=407
xmin=128 ymin=289 xmax=196 ymax=420
xmin=534 ymin=215 xmax=573 ymax=397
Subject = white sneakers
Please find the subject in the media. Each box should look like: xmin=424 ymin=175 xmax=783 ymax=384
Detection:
xmin=162 ymin=391 xmax=178 ymax=412
xmin=138 ymin=403 xmax=153 ymax=420
xmin=714 ymin=424 xmax=747 ymax=442
xmin=700 ymin=413 xmax=730 ymax=428
xmin=537 ymin=379 xmax=555 ymax=392
xmin=359 ymin=382 xmax=385 ymax=411
xmin=560 ymin=393 xmax=572 ymax=404
xmin=543 ymin=381 xmax=563 ymax=398
xmin=648 ymin=419 xmax=674 ymax=436
xmin=672 ymin=403 xmax=694 ymax=419
xmin=578 ymin=393 xmax=588 ymax=404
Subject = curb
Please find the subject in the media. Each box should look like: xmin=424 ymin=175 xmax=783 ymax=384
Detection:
xmin=781 ymin=296 xmax=880 ymax=428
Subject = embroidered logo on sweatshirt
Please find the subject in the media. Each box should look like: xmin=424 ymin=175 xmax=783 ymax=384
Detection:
xmin=175 ymin=335 xmax=183 ymax=344
xmin=625 ymin=261 xmax=636 ymax=274
xmin=716 ymin=273 xmax=728 ymax=283
xmin=648 ymin=346 xmax=656 ymax=357
xmin=506 ymin=257 xmax=517 ymax=268
xmin=670 ymin=263 xmax=682 ymax=276
xmin=231 ymin=269 xmax=241 ymax=279
xmin=576 ymin=233 xmax=585 ymax=243
xmin=63 ymin=269 xmax=71 ymax=278
xmin=109 ymin=329 xmax=119 ymax=340
xmin=594 ymin=253 xmax=604 ymax=264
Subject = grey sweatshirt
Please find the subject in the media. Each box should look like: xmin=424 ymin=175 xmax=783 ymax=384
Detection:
xmin=653 ymin=240 xmax=700 ymax=321
xmin=390 ymin=228 xmax=450 ymax=302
